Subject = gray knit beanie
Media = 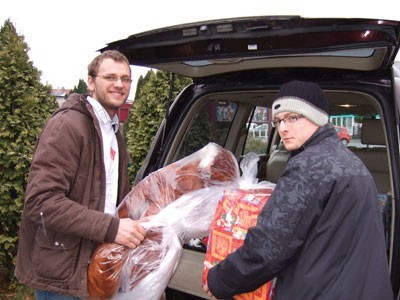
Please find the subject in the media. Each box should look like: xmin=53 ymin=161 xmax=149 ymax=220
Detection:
xmin=272 ymin=81 xmax=329 ymax=126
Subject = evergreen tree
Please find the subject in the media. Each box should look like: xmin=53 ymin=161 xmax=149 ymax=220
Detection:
xmin=0 ymin=19 xmax=58 ymax=281
xmin=70 ymin=78 xmax=88 ymax=94
xmin=124 ymin=70 xmax=192 ymax=181
xmin=134 ymin=74 xmax=145 ymax=99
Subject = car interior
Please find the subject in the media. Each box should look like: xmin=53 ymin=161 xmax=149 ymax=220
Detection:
xmin=170 ymin=90 xmax=388 ymax=185
xmin=163 ymin=86 xmax=395 ymax=298
xmin=165 ymin=87 xmax=392 ymax=256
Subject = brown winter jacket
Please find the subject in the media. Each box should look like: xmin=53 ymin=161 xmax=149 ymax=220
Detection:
xmin=15 ymin=93 xmax=131 ymax=297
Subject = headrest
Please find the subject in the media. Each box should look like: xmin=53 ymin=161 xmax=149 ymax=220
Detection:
xmin=361 ymin=119 xmax=386 ymax=146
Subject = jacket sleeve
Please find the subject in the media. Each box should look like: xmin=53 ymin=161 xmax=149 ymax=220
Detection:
xmin=207 ymin=160 xmax=322 ymax=298
xmin=23 ymin=109 xmax=115 ymax=242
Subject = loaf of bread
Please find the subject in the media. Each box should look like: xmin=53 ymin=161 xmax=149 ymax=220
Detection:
xmin=87 ymin=143 xmax=239 ymax=299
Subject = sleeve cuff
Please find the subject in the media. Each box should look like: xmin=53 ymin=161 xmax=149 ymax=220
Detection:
xmin=207 ymin=265 xmax=236 ymax=299
xmin=104 ymin=217 xmax=119 ymax=242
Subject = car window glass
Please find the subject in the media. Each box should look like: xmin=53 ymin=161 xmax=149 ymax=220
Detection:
xmin=244 ymin=106 xmax=270 ymax=154
xmin=331 ymin=115 xmax=359 ymax=147
xmin=330 ymin=114 xmax=382 ymax=147
xmin=177 ymin=100 xmax=238 ymax=159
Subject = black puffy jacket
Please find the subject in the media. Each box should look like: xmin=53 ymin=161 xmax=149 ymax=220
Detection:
xmin=208 ymin=123 xmax=393 ymax=300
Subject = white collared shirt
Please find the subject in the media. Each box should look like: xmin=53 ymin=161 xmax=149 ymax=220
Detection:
xmin=87 ymin=96 xmax=119 ymax=215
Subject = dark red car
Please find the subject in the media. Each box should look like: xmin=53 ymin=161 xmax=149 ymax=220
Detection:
xmin=334 ymin=126 xmax=351 ymax=145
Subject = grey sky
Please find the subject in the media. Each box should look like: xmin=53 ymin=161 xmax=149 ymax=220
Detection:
xmin=1 ymin=0 xmax=399 ymax=99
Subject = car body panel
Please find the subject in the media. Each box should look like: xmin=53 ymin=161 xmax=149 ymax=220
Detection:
xmin=101 ymin=16 xmax=400 ymax=78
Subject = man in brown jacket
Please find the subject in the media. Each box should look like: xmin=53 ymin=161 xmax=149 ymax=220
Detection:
xmin=15 ymin=50 xmax=146 ymax=299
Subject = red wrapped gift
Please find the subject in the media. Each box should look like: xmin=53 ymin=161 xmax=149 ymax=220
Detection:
xmin=203 ymin=188 xmax=275 ymax=300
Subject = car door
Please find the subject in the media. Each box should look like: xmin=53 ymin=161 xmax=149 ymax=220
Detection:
xmin=101 ymin=16 xmax=400 ymax=78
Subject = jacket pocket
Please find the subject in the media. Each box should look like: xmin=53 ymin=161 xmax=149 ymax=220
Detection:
xmin=32 ymin=227 xmax=81 ymax=281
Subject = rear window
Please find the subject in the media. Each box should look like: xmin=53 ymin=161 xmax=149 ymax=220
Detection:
xmin=176 ymin=100 xmax=238 ymax=159
xmin=244 ymin=106 xmax=270 ymax=155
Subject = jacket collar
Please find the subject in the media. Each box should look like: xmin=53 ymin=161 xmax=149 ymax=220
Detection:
xmin=291 ymin=123 xmax=336 ymax=157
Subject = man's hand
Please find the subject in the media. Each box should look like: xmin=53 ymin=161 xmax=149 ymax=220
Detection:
xmin=114 ymin=218 xmax=147 ymax=248
xmin=203 ymin=284 xmax=218 ymax=300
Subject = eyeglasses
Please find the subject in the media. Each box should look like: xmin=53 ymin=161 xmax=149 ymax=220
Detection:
xmin=95 ymin=74 xmax=132 ymax=84
xmin=271 ymin=114 xmax=304 ymax=128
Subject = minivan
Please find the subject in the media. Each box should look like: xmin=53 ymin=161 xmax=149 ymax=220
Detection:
xmin=101 ymin=16 xmax=400 ymax=299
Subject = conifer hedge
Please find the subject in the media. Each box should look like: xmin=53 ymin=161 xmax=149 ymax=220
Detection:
xmin=0 ymin=19 xmax=58 ymax=281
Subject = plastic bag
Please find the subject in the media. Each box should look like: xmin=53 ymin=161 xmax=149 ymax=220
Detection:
xmin=87 ymin=143 xmax=240 ymax=299
xmin=116 ymin=186 xmax=229 ymax=299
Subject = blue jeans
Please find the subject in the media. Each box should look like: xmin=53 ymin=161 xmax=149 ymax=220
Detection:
xmin=36 ymin=290 xmax=81 ymax=300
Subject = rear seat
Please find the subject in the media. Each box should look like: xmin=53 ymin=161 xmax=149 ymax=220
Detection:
xmin=351 ymin=119 xmax=392 ymax=253
xmin=266 ymin=142 xmax=290 ymax=183
xmin=266 ymin=119 xmax=390 ymax=193
xmin=350 ymin=119 xmax=390 ymax=194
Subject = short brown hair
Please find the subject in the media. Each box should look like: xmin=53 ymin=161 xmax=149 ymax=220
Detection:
xmin=87 ymin=50 xmax=130 ymax=77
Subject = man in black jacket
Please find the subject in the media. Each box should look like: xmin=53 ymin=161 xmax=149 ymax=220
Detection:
xmin=204 ymin=80 xmax=393 ymax=299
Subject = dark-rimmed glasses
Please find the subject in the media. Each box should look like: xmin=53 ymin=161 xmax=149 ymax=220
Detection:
xmin=271 ymin=114 xmax=304 ymax=128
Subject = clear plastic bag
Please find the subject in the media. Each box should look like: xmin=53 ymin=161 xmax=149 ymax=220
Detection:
xmin=116 ymin=186 xmax=229 ymax=300
xmin=87 ymin=143 xmax=240 ymax=299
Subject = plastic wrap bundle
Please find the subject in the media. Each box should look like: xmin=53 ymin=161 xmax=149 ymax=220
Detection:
xmin=202 ymin=152 xmax=277 ymax=300
xmin=87 ymin=143 xmax=240 ymax=299
xmin=116 ymin=185 xmax=230 ymax=300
